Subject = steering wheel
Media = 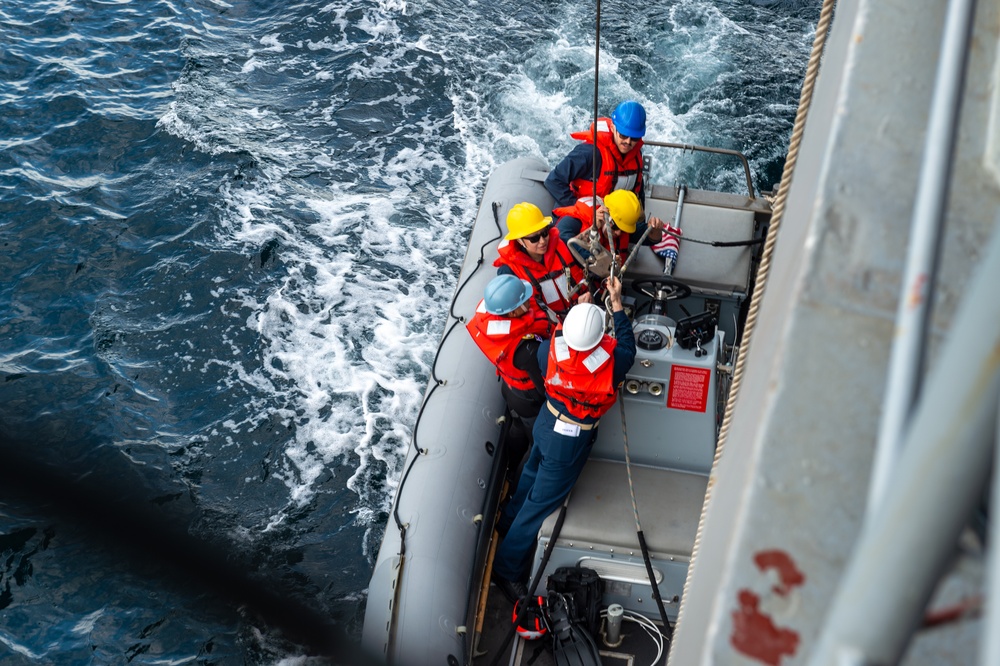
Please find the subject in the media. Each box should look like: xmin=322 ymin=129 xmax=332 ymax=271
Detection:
xmin=632 ymin=277 xmax=692 ymax=303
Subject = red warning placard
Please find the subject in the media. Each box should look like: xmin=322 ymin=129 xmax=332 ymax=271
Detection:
xmin=667 ymin=365 xmax=712 ymax=412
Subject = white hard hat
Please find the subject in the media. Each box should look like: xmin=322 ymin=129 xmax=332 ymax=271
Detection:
xmin=562 ymin=303 xmax=606 ymax=351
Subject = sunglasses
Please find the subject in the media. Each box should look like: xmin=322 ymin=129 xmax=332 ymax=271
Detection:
xmin=614 ymin=129 xmax=639 ymax=144
xmin=522 ymin=226 xmax=551 ymax=243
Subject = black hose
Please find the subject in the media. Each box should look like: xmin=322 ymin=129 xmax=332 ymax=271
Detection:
xmin=662 ymin=231 xmax=764 ymax=248
xmin=638 ymin=530 xmax=673 ymax=641
xmin=618 ymin=393 xmax=674 ymax=642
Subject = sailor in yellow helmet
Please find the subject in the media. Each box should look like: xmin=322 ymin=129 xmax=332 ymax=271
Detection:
xmin=494 ymin=203 xmax=593 ymax=318
xmin=556 ymin=189 xmax=666 ymax=263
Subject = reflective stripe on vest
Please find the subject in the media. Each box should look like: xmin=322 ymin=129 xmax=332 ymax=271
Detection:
xmin=494 ymin=231 xmax=585 ymax=315
xmin=566 ymin=118 xmax=644 ymax=199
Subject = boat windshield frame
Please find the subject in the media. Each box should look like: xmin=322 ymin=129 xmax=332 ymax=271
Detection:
xmin=642 ymin=140 xmax=756 ymax=199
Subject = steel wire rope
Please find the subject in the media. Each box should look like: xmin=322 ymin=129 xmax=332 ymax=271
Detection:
xmin=589 ymin=0 xmax=602 ymax=235
xmin=391 ymin=201 xmax=503 ymax=554
xmin=673 ymin=0 xmax=839 ymax=644
xmin=586 ymin=0 xmax=673 ymax=643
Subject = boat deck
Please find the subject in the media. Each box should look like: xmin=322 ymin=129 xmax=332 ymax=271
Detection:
xmin=476 ymin=578 xmax=670 ymax=666
xmin=474 ymin=460 xmax=694 ymax=666
xmin=362 ymin=157 xmax=771 ymax=665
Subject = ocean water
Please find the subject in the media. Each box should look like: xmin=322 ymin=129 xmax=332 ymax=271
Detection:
xmin=0 ymin=0 xmax=821 ymax=663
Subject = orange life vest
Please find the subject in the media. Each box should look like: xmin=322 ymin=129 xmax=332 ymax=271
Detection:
xmin=550 ymin=197 xmax=630 ymax=261
xmin=562 ymin=117 xmax=644 ymax=201
xmin=467 ymin=301 xmax=552 ymax=391
xmin=494 ymin=228 xmax=587 ymax=317
xmin=544 ymin=327 xmax=618 ymax=420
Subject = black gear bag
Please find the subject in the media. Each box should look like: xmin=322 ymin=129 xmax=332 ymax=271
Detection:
xmin=546 ymin=566 xmax=603 ymax=636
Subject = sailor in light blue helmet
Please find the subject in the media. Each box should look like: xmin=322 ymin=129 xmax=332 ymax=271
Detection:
xmin=466 ymin=274 xmax=553 ymax=491
xmin=483 ymin=272 xmax=533 ymax=314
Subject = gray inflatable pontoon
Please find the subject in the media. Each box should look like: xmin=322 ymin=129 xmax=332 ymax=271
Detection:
xmin=362 ymin=158 xmax=554 ymax=665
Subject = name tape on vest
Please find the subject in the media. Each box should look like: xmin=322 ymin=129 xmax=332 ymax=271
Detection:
xmin=487 ymin=319 xmax=512 ymax=336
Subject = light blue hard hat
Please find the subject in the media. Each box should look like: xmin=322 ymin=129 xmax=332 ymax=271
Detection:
xmin=611 ymin=101 xmax=646 ymax=139
xmin=484 ymin=275 xmax=533 ymax=315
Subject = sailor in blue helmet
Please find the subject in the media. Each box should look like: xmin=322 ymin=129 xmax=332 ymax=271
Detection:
xmin=467 ymin=275 xmax=553 ymax=484
xmin=491 ymin=276 xmax=636 ymax=603
xmin=544 ymin=101 xmax=649 ymax=243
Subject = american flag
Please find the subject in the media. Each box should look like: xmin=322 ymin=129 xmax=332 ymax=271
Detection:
xmin=651 ymin=225 xmax=682 ymax=274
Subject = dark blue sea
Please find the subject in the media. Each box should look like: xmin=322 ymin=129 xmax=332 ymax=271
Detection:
xmin=0 ymin=0 xmax=820 ymax=663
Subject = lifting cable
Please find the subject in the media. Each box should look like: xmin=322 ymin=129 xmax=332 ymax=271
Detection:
xmin=582 ymin=0 xmax=669 ymax=635
xmin=577 ymin=0 xmax=624 ymax=292
xmin=487 ymin=6 xmax=614 ymax=656
xmin=675 ymin=0 xmax=839 ymax=637
xmin=589 ymin=0 xmax=602 ymax=237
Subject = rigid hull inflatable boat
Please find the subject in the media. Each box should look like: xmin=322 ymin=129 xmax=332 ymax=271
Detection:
xmin=363 ymin=147 xmax=771 ymax=665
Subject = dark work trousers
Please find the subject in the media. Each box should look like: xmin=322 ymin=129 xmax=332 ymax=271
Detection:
xmin=500 ymin=381 xmax=543 ymax=485
xmin=492 ymin=406 xmax=597 ymax=582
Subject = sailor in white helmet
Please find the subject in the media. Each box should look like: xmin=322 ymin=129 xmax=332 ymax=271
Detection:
xmin=492 ymin=276 xmax=636 ymax=603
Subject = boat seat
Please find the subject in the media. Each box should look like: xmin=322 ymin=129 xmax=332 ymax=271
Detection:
xmin=538 ymin=459 xmax=708 ymax=558
xmin=627 ymin=201 xmax=756 ymax=295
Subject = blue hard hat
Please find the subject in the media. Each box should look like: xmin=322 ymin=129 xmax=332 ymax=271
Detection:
xmin=484 ymin=275 xmax=533 ymax=315
xmin=611 ymin=101 xmax=646 ymax=139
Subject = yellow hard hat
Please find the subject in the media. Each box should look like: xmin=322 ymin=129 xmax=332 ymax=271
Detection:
xmin=505 ymin=202 xmax=552 ymax=240
xmin=604 ymin=190 xmax=642 ymax=234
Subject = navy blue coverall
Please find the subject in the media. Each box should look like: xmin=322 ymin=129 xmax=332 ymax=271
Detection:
xmin=492 ymin=309 xmax=637 ymax=583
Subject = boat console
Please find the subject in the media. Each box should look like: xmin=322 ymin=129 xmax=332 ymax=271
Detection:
xmin=530 ymin=176 xmax=768 ymax=623
xmin=589 ymin=312 xmax=723 ymax=475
